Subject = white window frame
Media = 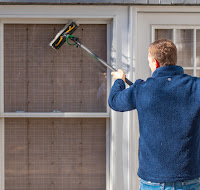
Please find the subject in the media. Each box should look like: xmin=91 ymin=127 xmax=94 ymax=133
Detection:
xmin=1 ymin=18 xmax=111 ymax=118
xmin=0 ymin=18 xmax=110 ymax=189
xmin=0 ymin=5 xmax=133 ymax=190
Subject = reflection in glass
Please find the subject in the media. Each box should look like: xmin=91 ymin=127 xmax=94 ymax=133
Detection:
xmin=175 ymin=29 xmax=193 ymax=67
xmin=155 ymin=29 xmax=173 ymax=41
xmin=4 ymin=24 xmax=107 ymax=112
xmin=184 ymin=69 xmax=194 ymax=76
xmin=196 ymin=30 xmax=200 ymax=67
xmin=196 ymin=70 xmax=200 ymax=77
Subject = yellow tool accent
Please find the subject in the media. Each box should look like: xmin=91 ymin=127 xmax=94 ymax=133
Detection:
xmin=55 ymin=24 xmax=76 ymax=47
xmin=55 ymin=36 xmax=63 ymax=47
xmin=66 ymin=25 xmax=75 ymax=34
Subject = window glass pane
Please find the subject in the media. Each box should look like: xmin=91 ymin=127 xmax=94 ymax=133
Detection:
xmin=184 ymin=69 xmax=194 ymax=76
xmin=196 ymin=70 xmax=200 ymax=77
xmin=5 ymin=118 xmax=106 ymax=190
xmin=4 ymin=24 xmax=107 ymax=112
xmin=196 ymin=29 xmax=200 ymax=67
xmin=175 ymin=29 xmax=193 ymax=67
xmin=155 ymin=29 xmax=173 ymax=41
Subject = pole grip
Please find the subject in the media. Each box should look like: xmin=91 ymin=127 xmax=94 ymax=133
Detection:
xmin=125 ymin=78 xmax=133 ymax=86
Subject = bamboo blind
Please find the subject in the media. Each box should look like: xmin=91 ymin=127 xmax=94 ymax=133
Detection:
xmin=4 ymin=24 xmax=107 ymax=112
xmin=5 ymin=118 xmax=106 ymax=190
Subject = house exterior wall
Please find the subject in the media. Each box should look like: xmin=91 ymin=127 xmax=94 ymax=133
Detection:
xmin=0 ymin=5 xmax=132 ymax=190
xmin=0 ymin=0 xmax=200 ymax=5
xmin=1 ymin=3 xmax=200 ymax=190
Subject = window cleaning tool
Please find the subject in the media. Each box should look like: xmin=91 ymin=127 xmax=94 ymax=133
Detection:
xmin=49 ymin=21 xmax=133 ymax=86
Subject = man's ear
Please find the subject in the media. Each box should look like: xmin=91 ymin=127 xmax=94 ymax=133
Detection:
xmin=155 ymin=60 xmax=160 ymax=69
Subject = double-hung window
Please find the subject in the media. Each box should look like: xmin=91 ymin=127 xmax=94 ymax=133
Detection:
xmin=2 ymin=22 xmax=109 ymax=190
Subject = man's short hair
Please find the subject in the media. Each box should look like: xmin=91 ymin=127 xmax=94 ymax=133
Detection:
xmin=148 ymin=39 xmax=177 ymax=66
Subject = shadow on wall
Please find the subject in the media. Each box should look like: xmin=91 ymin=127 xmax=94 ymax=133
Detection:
xmin=111 ymin=46 xmax=135 ymax=75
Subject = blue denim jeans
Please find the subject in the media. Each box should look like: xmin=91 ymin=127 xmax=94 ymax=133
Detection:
xmin=139 ymin=177 xmax=200 ymax=190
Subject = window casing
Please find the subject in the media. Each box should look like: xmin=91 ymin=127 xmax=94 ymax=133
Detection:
xmin=1 ymin=20 xmax=111 ymax=190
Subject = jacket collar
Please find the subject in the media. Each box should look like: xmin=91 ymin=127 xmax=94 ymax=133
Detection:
xmin=152 ymin=65 xmax=184 ymax=78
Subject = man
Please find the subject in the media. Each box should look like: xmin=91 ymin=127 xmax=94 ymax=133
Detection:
xmin=108 ymin=39 xmax=200 ymax=190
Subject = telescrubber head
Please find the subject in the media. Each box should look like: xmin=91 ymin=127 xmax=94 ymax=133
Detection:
xmin=49 ymin=21 xmax=78 ymax=50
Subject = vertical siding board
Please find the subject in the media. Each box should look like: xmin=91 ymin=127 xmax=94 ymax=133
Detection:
xmin=160 ymin=0 xmax=172 ymax=4
xmin=148 ymin=0 xmax=160 ymax=4
xmin=172 ymin=0 xmax=185 ymax=3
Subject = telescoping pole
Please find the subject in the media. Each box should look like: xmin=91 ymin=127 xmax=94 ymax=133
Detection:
xmin=69 ymin=36 xmax=133 ymax=86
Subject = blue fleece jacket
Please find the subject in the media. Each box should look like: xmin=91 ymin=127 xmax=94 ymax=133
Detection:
xmin=108 ymin=65 xmax=200 ymax=183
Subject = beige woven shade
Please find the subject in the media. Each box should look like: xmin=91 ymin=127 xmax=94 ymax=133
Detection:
xmin=5 ymin=118 xmax=106 ymax=190
xmin=4 ymin=24 xmax=107 ymax=112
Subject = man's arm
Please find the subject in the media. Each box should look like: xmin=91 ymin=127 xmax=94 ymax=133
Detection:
xmin=108 ymin=69 xmax=142 ymax=112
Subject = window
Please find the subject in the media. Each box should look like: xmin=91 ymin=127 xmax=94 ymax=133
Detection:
xmin=154 ymin=26 xmax=200 ymax=77
xmin=3 ymin=23 xmax=108 ymax=190
xmin=5 ymin=118 xmax=106 ymax=190
xmin=4 ymin=24 xmax=107 ymax=113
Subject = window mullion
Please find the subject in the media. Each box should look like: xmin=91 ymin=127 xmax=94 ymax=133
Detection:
xmin=0 ymin=22 xmax=4 ymax=114
xmin=107 ymin=23 xmax=111 ymax=114
xmin=194 ymin=29 xmax=197 ymax=76
xmin=1 ymin=112 xmax=110 ymax=118
xmin=173 ymin=28 xmax=175 ymax=43
xmin=0 ymin=118 xmax=4 ymax=190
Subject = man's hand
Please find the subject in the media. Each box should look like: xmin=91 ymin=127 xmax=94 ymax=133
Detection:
xmin=111 ymin=69 xmax=126 ymax=83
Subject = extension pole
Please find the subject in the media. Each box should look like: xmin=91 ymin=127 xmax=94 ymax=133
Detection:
xmin=70 ymin=37 xmax=133 ymax=86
